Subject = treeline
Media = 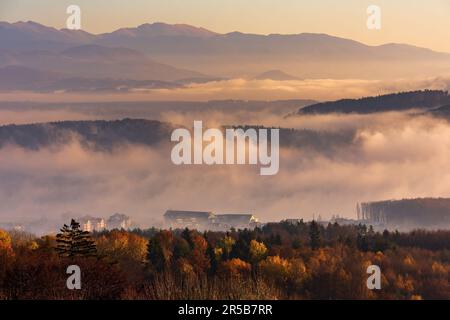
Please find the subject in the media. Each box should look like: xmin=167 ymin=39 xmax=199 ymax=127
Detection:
xmin=298 ymin=90 xmax=450 ymax=114
xmin=0 ymin=119 xmax=174 ymax=151
xmin=0 ymin=220 xmax=449 ymax=300
xmin=359 ymin=198 xmax=450 ymax=229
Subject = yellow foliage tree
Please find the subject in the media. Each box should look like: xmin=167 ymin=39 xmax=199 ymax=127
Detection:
xmin=218 ymin=235 xmax=235 ymax=259
xmin=220 ymin=258 xmax=251 ymax=277
xmin=259 ymin=255 xmax=291 ymax=283
xmin=249 ymin=239 xmax=268 ymax=263
xmin=97 ymin=230 xmax=147 ymax=264
xmin=0 ymin=229 xmax=13 ymax=256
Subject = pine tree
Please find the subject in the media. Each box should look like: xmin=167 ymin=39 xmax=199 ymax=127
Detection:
xmin=206 ymin=242 xmax=218 ymax=275
xmin=56 ymin=219 xmax=97 ymax=258
xmin=146 ymin=231 xmax=173 ymax=272
xmin=309 ymin=220 xmax=321 ymax=250
xmin=356 ymin=224 xmax=369 ymax=252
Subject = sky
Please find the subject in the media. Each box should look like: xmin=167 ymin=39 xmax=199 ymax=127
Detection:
xmin=0 ymin=0 xmax=449 ymax=52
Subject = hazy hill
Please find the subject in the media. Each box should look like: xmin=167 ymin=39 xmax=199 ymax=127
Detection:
xmin=0 ymin=65 xmax=181 ymax=92
xmin=0 ymin=119 xmax=175 ymax=150
xmin=0 ymin=118 xmax=353 ymax=156
xmin=0 ymin=44 xmax=205 ymax=81
xmin=429 ymin=103 xmax=450 ymax=118
xmin=297 ymin=90 xmax=450 ymax=114
xmin=0 ymin=65 xmax=61 ymax=90
xmin=253 ymin=70 xmax=299 ymax=81
xmin=229 ymin=125 xmax=354 ymax=156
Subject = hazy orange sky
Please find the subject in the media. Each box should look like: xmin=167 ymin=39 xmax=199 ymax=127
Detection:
xmin=1 ymin=0 xmax=450 ymax=52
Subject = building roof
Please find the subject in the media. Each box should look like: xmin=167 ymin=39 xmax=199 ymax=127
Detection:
xmin=215 ymin=214 xmax=256 ymax=223
xmin=79 ymin=216 xmax=104 ymax=223
xmin=164 ymin=210 xmax=214 ymax=220
xmin=108 ymin=213 xmax=130 ymax=222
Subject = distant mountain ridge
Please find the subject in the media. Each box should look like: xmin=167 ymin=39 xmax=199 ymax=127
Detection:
xmin=1 ymin=21 xmax=449 ymax=80
xmin=0 ymin=44 xmax=207 ymax=82
xmin=297 ymin=90 xmax=450 ymax=114
xmin=0 ymin=65 xmax=182 ymax=92
xmin=101 ymin=22 xmax=218 ymax=39
xmin=0 ymin=21 xmax=95 ymax=50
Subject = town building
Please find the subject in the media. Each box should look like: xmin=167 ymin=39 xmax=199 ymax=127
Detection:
xmin=107 ymin=213 xmax=132 ymax=230
xmin=164 ymin=210 xmax=215 ymax=230
xmin=211 ymin=214 xmax=259 ymax=230
xmin=0 ymin=222 xmax=25 ymax=231
xmin=79 ymin=216 xmax=106 ymax=232
xmin=164 ymin=210 xmax=259 ymax=231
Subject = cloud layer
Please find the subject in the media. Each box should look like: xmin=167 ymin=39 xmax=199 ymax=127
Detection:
xmin=0 ymin=75 xmax=449 ymax=102
xmin=1 ymin=105 xmax=450 ymax=230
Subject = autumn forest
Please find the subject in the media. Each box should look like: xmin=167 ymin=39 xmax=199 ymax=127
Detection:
xmin=1 ymin=220 xmax=449 ymax=300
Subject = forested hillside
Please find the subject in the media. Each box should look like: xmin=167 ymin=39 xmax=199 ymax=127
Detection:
xmin=0 ymin=221 xmax=449 ymax=300
xmin=298 ymin=90 xmax=450 ymax=114
xmin=0 ymin=119 xmax=175 ymax=150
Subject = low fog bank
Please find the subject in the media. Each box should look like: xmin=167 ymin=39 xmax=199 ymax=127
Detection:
xmin=0 ymin=100 xmax=312 ymax=126
xmin=0 ymin=74 xmax=448 ymax=102
xmin=1 ymin=104 xmax=450 ymax=232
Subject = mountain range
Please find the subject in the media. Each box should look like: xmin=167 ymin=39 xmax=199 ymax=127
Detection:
xmin=0 ymin=20 xmax=449 ymax=87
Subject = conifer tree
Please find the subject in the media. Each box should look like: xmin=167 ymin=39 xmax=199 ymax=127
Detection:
xmin=56 ymin=219 xmax=97 ymax=257
xmin=309 ymin=220 xmax=321 ymax=250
